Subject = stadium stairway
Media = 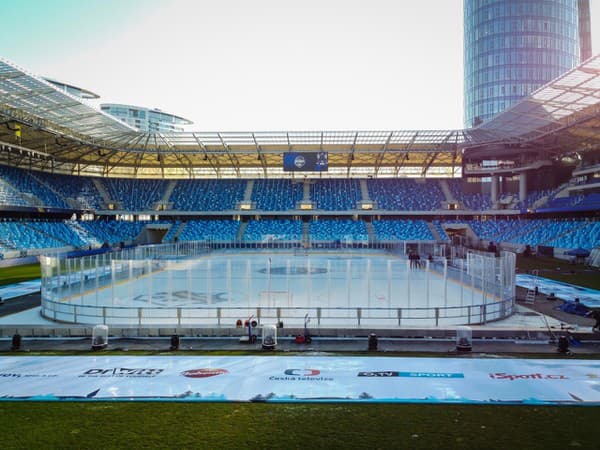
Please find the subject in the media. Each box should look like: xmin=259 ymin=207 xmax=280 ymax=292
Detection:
xmin=302 ymin=222 xmax=310 ymax=246
xmin=236 ymin=221 xmax=248 ymax=241
xmin=92 ymin=178 xmax=112 ymax=208
xmin=303 ymin=179 xmax=311 ymax=201
xmin=365 ymin=221 xmax=375 ymax=241
xmin=161 ymin=180 xmax=178 ymax=203
xmin=359 ymin=180 xmax=370 ymax=201
xmin=165 ymin=221 xmax=187 ymax=243
xmin=427 ymin=221 xmax=441 ymax=241
xmin=438 ymin=179 xmax=456 ymax=203
xmin=243 ymin=180 xmax=254 ymax=201
xmin=67 ymin=221 xmax=102 ymax=247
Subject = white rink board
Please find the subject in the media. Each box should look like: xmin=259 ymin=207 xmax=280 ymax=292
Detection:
xmin=1 ymin=356 xmax=600 ymax=404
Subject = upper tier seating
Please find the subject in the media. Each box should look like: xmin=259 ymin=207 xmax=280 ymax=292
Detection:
xmin=0 ymin=177 xmax=27 ymax=207
xmin=309 ymin=219 xmax=367 ymax=241
xmin=243 ymin=219 xmax=303 ymax=242
xmin=368 ymin=179 xmax=444 ymax=211
xmin=518 ymin=189 xmax=552 ymax=210
xmin=372 ymin=219 xmax=434 ymax=241
xmin=310 ymin=179 xmax=361 ymax=210
xmin=103 ymin=178 xmax=168 ymax=210
xmin=178 ymin=220 xmax=240 ymax=241
xmin=36 ymin=172 xmax=103 ymax=210
xmin=0 ymin=165 xmax=68 ymax=208
xmin=170 ymin=179 xmax=246 ymax=211
xmin=447 ymin=180 xmax=491 ymax=210
xmin=251 ymin=179 xmax=303 ymax=211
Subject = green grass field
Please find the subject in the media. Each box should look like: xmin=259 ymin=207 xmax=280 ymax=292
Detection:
xmin=0 ymin=263 xmax=40 ymax=287
xmin=0 ymin=402 xmax=598 ymax=449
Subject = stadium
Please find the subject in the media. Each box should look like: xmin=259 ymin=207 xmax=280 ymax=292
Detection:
xmin=0 ymin=54 xmax=598 ymax=335
xmin=1 ymin=0 xmax=600 ymax=447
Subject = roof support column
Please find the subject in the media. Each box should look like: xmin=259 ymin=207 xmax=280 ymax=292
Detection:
xmin=519 ymin=171 xmax=527 ymax=204
xmin=491 ymin=175 xmax=499 ymax=206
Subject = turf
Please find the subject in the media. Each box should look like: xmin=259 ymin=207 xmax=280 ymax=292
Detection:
xmin=0 ymin=263 xmax=40 ymax=287
xmin=0 ymin=402 xmax=598 ymax=449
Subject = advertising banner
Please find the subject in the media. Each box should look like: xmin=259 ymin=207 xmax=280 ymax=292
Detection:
xmin=1 ymin=356 xmax=599 ymax=404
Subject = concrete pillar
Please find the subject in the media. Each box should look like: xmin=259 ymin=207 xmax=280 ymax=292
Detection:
xmin=519 ymin=171 xmax=527 ymax=203
xmin=490 ymin=175 xmax=498 ymax=204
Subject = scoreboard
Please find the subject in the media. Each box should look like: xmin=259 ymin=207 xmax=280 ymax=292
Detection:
xmin=283 ymin=152 xmax=328 ymax=172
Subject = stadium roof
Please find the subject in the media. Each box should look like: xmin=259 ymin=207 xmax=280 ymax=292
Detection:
xmin=479 ymin=54 xmax=600 ymax=141
xmin=0 ymin=55 xmax=599 ymax=178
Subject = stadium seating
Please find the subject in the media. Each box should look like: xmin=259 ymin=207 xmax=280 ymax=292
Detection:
xmin=103 ymin=178 xmax=168 ymax=210
xmin=0 ymin=177 xmax=28 ymax=207
xmin=447 ymin=180 xmax=491 ymax=210
xmin=78 ymin=220 xmax=146 ymax=245
xmin=0 ymin=164 xmax=69 ymax=208
xmin=162 ymin=220 xmax=182 ymax=243
xmin=35 ymin=172 xmax=104 ymax=210
xmin=309 ymin=219 xmax=367 ymax=241
xmin=243 ymin=219 xmax=303 ymax=242
xmin=0 ymin=221 xmax=67 ymax=250
xmin=372 ymin=219 xmax=434 ymax=241
xmin=251 ymin=179 xmax=303 ymax=211
xmin=368 ymin=179 xmax=444 ymax=211
xmin=169 ymin=179 xmax=246 ymax=211
xmin=432 ymin=220 xmax=450 ymax=242
xmin=547 ymin=221 xmax=600 ymax=250
xmin=26 ymin=222 xmax=87 ymax=248
xmin=178 ymin=220 xmax=240 ymax=241
xmin=310 ymin=179 xmax=361 ymax=210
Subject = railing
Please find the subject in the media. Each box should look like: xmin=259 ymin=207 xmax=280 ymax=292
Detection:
xmin=40 ymin=241 xmax=515 ymax=328
xmin=40 ymin=298 xmax=514 ymax=328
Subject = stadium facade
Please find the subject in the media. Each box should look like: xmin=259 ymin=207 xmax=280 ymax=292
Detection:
xmin=464 ymin=0 xmax=590 ymax=128
xmin=100 ymin=104 xmax=193 ymax=133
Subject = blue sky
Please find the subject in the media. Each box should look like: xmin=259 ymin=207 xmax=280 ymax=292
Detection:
xmin=0 ymin=0 xmax=598 ymax=131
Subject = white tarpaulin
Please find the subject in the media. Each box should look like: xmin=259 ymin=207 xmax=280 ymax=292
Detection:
xmin=1 ymin=356 xmax=600 ymax=404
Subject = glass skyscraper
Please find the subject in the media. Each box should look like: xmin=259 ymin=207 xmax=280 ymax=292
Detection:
xmin=464 ymin=0 xmax=586 ymax=128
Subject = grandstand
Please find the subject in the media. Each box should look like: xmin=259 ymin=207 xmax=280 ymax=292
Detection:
xmin=0 ymin=55 xmax=598 ymax=323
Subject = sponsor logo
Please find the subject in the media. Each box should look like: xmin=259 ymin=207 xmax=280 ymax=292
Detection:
xmin=489 ymin=372 xmax=568 ymax=381
xmin=294 ymin=155 xmax=306 ymax=168
xmin=358 ymin=371 xmax=464 ymax=378
xmin=270 ymin=369 xmax=332 ymax=382
xmin=80 ymin=368 xmax=164 ymax=378
xmin=284 ymin=369 xmax=320 ymax=376
xmin=182 ymin=368 xmax=228 ymax=378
